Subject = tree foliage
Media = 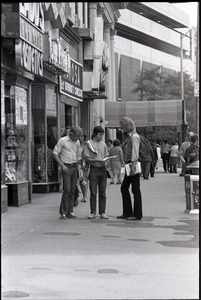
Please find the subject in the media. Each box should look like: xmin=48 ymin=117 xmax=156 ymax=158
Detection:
xmin=132 ymin=66 xmax=196 ymax=131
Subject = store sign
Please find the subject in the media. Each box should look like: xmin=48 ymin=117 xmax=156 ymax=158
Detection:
xmin=44 ymin=34 xmax=71 ymax=74
xmin=15 ymin=3 xmax=44 ymax=76
xmin=60 ymin=59 xmax=83 ymax=101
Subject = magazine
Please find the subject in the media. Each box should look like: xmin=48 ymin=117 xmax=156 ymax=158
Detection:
xmin=125 ymin=161 xmax=141 ymax=176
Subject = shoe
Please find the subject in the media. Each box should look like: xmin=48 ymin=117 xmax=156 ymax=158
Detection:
xmin=117 ymin=181 xmax=121 ymax=184
xmin=88 ymin=213 xmax=96 ymax=219
xmin=74 ymin=199 xmax=79 ymax=207
xmin=100 ymin=213 xmax=109 ymax=219
xmin=179 ymin=173 xmax=184 ymax=177
xmin=81 ymin=199 xmax=87 ymax=203
xmin=67 ymin=213 xmax=77 ymax=218
xmin=110 ymin=181 xmax=114 ymax=184
xmin=60 ymin=214 xmax=67 ymax=220
xmin=117 ymin=214 xmax=127 ymax=219
xmin=126 ymin=216 xmax=141 ymax=221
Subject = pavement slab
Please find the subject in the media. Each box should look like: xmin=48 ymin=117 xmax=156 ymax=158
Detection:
xmin=1 ymin=166 xmax=199 ymax=299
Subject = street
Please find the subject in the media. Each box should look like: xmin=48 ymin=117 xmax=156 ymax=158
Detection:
xmin=1 ymin=165 xmax=199 ymax=300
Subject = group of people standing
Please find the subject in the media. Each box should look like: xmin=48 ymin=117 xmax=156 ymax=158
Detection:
xmin=52 ymin=116 xmax=199 ymax=223
xmin=160 ymin=132 xmax=199 ymax=175
xmin=52 ymin=116 xmax=144 ymax=222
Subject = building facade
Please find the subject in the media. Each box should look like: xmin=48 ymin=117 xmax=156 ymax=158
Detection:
xmin=105 ymin=3 xmax=194 ymax=143
xmin=1 ymin=2 xmax=128 ymax=212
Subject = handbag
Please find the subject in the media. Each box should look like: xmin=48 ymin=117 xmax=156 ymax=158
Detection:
xmin=125 ymin=161 xmax=141 ymax=176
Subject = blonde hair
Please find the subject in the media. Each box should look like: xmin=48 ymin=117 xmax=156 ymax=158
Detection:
xmin=119 ymin=117 xmax=135 ymax=133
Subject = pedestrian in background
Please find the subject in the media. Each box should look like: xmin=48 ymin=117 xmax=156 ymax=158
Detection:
xmin=108 ymin=139 xmax=125 ymax=184
xmin=53 ymin=126 xmax=83 ymax=219
xmin=169 ymin=142 xmax=179 ymax=173
xmin=150 ymin=141 xmax=158 ymax=177
xmin=82 ymin=126 xmax=109 ymax=219
xmin=179 ymin=131 xmax=194 ymax=176
xmin=107 ymin=139 xmax=113 ymax=152
xmin=184 ymin=134 xmax=199 ymax=169
xmin=79 ymin=132 xmax=89 ymax=203
xmin=140 ymin=136 xmax=154 ymax=180
xmin=161 ymin=140 xmax=170 ymax=172
xmin=117 ymin=116 xmax=143 ymax=221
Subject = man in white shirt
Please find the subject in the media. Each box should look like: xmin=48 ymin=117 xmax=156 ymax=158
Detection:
xmin=53 ymin=126 xmax=83 ymax=219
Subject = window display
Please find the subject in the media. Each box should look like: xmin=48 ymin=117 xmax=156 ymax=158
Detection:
xmin=32 ymin=84 xmax=58 ymax=184
xmin=4 ymin=86 xmax=28 ymax=183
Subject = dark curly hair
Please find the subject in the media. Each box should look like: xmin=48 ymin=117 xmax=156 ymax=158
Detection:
xmin=113 ymin=139 xmax=120 ymax=146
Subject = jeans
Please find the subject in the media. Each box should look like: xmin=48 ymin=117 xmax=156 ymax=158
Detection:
xmin=89 ymin=166 xmax=107 ymax=215
xmin=120 ymin=173 xmax=142 ymax=219
xmin=162 ymin=153 xmax=169 ymax=172
xmin=59 ymin=167 xmax=78 ymax=215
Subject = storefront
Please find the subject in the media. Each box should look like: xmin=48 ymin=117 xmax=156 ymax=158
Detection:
xmin=32 ymin=26 xmax=83 ymax=193
xmin=1 ymin=3 xmax=43 ymax=207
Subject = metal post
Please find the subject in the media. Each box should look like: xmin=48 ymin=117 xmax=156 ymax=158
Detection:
xmin=180 ymin=33 xmax=185 ymax=142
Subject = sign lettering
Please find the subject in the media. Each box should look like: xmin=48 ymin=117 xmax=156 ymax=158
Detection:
xmin=16 ymin=39 xmax=43 ymax=76
xmin=60 ymin=59 xmax=83 ymax=101
xmin=19 ymin=3 xmax=44 ymax=32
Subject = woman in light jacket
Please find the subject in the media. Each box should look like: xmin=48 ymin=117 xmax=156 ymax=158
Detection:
xmin=169 ymin=142 xmax=179 ymax=173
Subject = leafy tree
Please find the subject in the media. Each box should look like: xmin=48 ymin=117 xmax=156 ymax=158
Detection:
xmin=132 ymin=67 xmax=196 ymax=132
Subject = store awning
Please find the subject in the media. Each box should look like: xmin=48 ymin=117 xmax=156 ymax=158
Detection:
xmin=105 ymin=100 xmax=183 ymax=128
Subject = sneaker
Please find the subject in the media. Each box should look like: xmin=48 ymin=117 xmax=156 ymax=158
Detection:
xmin=67 ymin=213 xmax=77 ymax=218
xmin=100 ymin=213 xmax=109 ymax=219
xmin=60 ymin=214 xmax=67 ymax=220
xmin=88 ymin=213 xmax=96 ymax=219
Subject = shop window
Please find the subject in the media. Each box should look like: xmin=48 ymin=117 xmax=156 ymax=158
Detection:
xmin=4 ymin=85 xmax=28 ymax=183
xmin=32 ymin=84 xmax=58 ymax=183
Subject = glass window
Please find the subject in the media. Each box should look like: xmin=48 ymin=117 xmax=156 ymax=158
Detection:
xmin=32 ymin=84 xmax=58 ymax=183
xmin=5 ymin=85 xmax=28 ymax=183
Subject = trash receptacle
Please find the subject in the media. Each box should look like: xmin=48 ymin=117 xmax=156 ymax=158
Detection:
xmin=184 ymin=160 xmax=199 ymax=213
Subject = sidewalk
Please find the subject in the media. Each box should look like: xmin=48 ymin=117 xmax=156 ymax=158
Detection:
xmin=1 ymin=166 xmax=199 ymax=299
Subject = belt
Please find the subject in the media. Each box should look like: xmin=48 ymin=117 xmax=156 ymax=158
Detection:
xmin=64 ymin=163 xmax=78 ymax=168
xmin=90 ymin=165 xmax=105 ymax=170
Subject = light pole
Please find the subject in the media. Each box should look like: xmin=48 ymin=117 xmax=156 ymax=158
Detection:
xmin=180 ymin=29 xmax=192 ymax=142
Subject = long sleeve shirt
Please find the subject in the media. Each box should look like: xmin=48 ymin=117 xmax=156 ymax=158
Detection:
xmin=122 ymin=131 xmax=140 ymax=163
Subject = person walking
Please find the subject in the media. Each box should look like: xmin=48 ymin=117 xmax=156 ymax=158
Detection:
xmin=161 ymin=140 xmax=170 ymax=172
xmin=179 ymin=131 xmax=194 ymax=176
xmin=108 ymin=139 xmax=125 ymax=184
xmin=81 ymin=126 xmax=109 ymax=219
xmin=169 ymin=142 xmax=179 ymax=173
xmin=117 ymin=116 xmax=143 ymax=221
xmin=53 ymin=126 xmax=83 ymax=219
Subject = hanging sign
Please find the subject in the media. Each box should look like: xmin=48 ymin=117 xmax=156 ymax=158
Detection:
xmin=15 ymin=3 xmax=44 ymax=76
xmin=59 ymin=58 xmax=83 ymax=101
